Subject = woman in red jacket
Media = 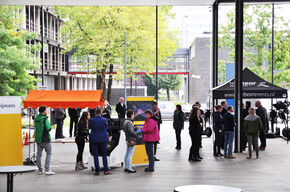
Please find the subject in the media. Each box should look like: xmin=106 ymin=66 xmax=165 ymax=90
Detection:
xmin=141 ymin=110 xmax=160 ymax=172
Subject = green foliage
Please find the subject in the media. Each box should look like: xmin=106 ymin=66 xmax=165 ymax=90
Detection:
xmin=219 ymin=5 xmax=290 ymax=87
xmin=158 ymin=74 xmax=182 ymax=101
xmin=0 ymin=6 xmax=40 ymax=96
xmin=142 ymin=75 xmax=158 ymax=96
xmin=55 ymin=6 xmax=178 ymax=77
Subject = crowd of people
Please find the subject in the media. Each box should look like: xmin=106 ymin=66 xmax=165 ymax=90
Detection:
xmin=33 ymin=98 xmax=269 ymax=176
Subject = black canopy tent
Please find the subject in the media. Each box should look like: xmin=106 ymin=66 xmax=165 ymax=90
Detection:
xmin=212 ymin=68 xmax=288 ymax=99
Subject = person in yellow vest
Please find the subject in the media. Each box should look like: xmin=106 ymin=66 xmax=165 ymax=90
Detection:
xmin=34 ymin=106 xmax=55 ymax=175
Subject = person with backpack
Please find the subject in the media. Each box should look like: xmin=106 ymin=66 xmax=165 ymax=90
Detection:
xmin=123 ymin=109 xmax=138 ymax=173
xmin=244 ymin=108 xmax=263 ymax=159
xmin=34 ymin=106 xmax=55 ymax=175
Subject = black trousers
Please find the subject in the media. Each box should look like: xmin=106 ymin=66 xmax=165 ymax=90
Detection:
xmin=153 ymin=124 xmax=161 ymax=156
xmin=55 ymin=119 xmax=64 ymax=138
xmin=259 ymin=129 xmax=267 ymax=147
xmin=76 ymin=138 xmax=85 ymax=162
xmin=213 ymin=131 xmax=223 ymax=155
xmin=70 ymin=118 xmax=78 ymax=137
xmin=175 ymin=129 xmax=182 ymax=148
xmin=189 ymin=131 xmax=200 ymax=158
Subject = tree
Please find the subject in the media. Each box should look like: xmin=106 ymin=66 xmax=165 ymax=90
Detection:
xmin=219 ymin=5 xmax=290 ymax=87
xmin=158 ymin=74 xmax=182 ymax=101
xmin=55 ymin=6 xmax=178 ymax=102
xmin=0 ymin=6 xmax=40 ymax=96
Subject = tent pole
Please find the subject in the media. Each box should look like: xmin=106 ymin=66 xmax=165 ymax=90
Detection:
xmin=234 ymin=0 xmax=244 ymax=153
xmin=212 ymin=1 xmax=219 ymax=91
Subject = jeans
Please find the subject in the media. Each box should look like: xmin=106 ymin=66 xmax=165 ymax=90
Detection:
xmin=224 ymin=131 xmax=234 ymax=156
xmin=124 ymin=143 xmax=135 ymax=170
xmin=144 ymin=142 xmax=154 ymax=170
xmin=175 ymin=129 xmax=181 ymax=148
xmin=76 ymin=138 xmax=85 ymax=162
xmin=259 ymin=129 xmax=266 ymax=147
xmin=247 ymin=134 xmax=259 ymax=157
xmin=70 ymin=118 xmax=78 ymax=137
xmin=36 ymin=143 xmax=52 ymax=172
xmin=91 ymin=142 xmax=109 ymax=172
xmin=55 ymin=119 xmax=64 ymax=138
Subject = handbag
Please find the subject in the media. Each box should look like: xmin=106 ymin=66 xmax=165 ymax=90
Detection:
xmin=128 ymin=138 xmax=137 ymax=146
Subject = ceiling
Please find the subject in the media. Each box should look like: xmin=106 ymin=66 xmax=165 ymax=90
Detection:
xmin=0 ymin=0 xmax=216 ymax=6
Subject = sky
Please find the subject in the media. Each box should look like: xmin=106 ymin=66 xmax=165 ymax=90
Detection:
xmin=169 ymin=4 xmax=290 ymax=48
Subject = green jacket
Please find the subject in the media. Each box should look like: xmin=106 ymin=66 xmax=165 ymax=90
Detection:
xmin=34 ymin=113 xmax=52 ymax=143
xmin=243 ymin=115 xmax=262 ymax=135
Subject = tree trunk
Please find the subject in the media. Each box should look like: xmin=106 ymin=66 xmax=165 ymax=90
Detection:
xmin=107 ymin=64 xmax=114 ymax=103
xmin=166 ymin=88 xmax=170 ymax=101
xmin=100 ymin=67 xmax=106 ymax=99
xmin=96 ymin=70 xmax=102 ymax=90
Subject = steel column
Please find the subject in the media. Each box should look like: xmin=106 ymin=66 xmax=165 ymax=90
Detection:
xmin=156 ymin=5 xmax=159 ymax=101
xmin=41 ymin=6 xmax=44 ymax=86
xmin=234 ymin=0 xmax=244 ymax=153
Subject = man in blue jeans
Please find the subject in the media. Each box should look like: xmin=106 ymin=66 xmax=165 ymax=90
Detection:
xmin=34 ymin=106 xmax=55 ymax=175
xmin=223 ymin=105 xmax=236 ymax=159
xmin=89 ymin=108 xmax=112 ymax=175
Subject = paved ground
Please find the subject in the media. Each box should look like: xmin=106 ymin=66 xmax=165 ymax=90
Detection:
xmin=1 ymin=121 xmax=290 ymax=192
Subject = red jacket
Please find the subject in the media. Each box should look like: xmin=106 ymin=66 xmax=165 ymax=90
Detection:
xmin=142 ymin=117 xmax=160 ymax=142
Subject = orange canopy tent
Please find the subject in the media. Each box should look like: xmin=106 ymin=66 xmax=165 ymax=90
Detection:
xmin=23 ymin=90 xmax=104 ymax=109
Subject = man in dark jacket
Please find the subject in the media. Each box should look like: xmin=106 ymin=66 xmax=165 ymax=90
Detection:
xmin=213 ymin=105 xmax=224 ymax=157
xmin=54 ymin=107 xmax=66 ymax=139
xmin=223 ymin=106 xmax=235 ymax=159
xmin=221 ymin=101 xmax=228 ymax=117
xmin=35 ymin=106 xmax=54 ymax=175
xmin=89 ymin=108 xmax=112 ymax=175
xmin=68 ymin=108 xmax=81 ymax=137
xmin=116 ymin=97 xmax=127 ymax=119
xmin=241 ymin=101 xmax=251 ymax=151
xmin=152 ymin=101 xmax=162 ymax=161
xmin=255 ymin=100 xmax=269 ymax=150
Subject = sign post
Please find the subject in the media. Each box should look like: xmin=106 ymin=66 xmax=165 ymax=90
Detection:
xmin=0 ymin=96 xmax=23 ymax=166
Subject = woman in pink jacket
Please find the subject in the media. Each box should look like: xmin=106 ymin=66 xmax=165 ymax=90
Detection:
xmin=141 ymin=110 xmax=160 ymax=172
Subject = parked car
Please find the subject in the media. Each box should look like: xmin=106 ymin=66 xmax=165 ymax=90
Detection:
xmin=158 ymin=101 xmax=175 ymax=120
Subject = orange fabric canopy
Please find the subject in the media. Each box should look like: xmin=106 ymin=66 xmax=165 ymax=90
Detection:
xmin=23 ymin=90 xmax=104 ymax=109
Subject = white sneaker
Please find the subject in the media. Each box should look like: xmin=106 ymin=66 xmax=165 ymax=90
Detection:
xmin=45 ymin=170 xmax=55 ymax=175
xmin=38 ymin=170 xmax=44 ymax=175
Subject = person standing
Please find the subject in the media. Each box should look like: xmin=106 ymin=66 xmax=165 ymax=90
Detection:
xmin=68 ymin=108 xmax=81 ymax=137
xmin=102 ymin=100 xmax=112 ymax=119
xmin=54 ymin=107 xmax=66 ymax=139
xmin=244 ymin=108 xmax=262 ymax=159
xmin=173 ymin=105 xmax=184 ymax=150
xmin=241 ymin=101 xmax=251 ymax=151
xmin=188 ymin=106 xmax=202 ymax=161
xmin=75 ymin=112 xmax=90 ymax=170
xmin=89 ymin=108 xmax=112 ymax=175
xmin=141 ymin=110 xmax=160 ymax=172
xmin=34 ymin=106 xmax=55 ymax=175
xmin=221 ymin=101 xmax=228 ymax=117
xmin=116 ymin=97 xmax=127 ymax=119
xmin=152 ymin=101 xmax=162 ymax=161
xmin=223 ymin=106 xmax=236 ymax=159
xmin=195 ymin=101 xmax=204 ymax=148
xmin=123 ymin=109 xmax=138 ymax=173
xmin=255 ymin=101 xmax=269 ymax=150
xmin=213 ymin=105 xmax=224 ymax=157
